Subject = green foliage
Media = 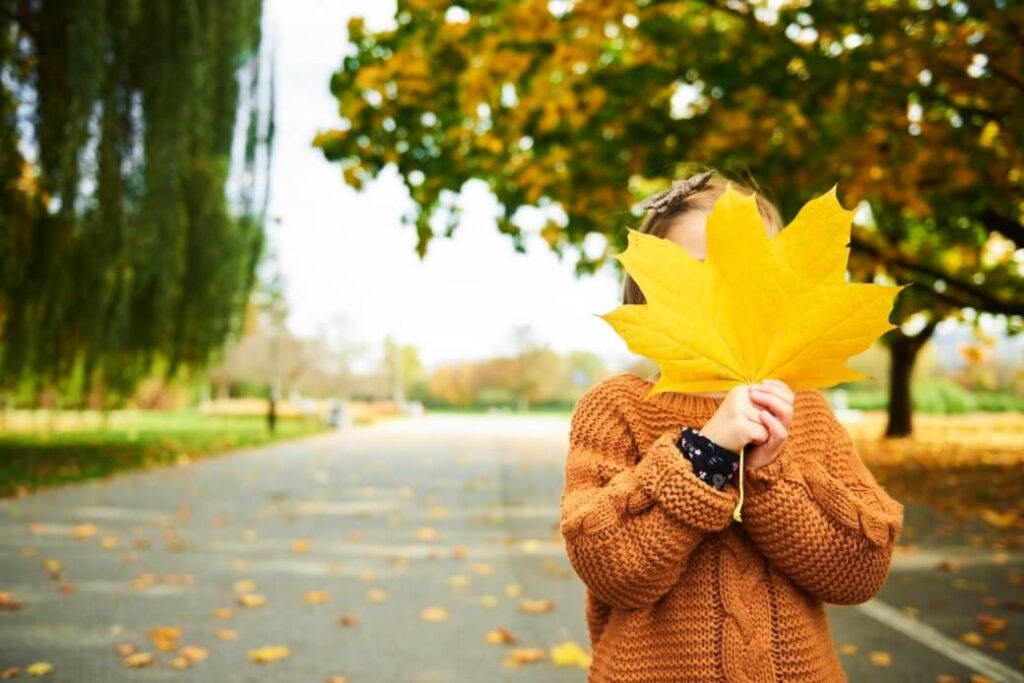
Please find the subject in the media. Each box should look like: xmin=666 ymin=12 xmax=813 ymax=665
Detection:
xmin=316 ymin=0 xmax=1024 ymax=328
xmin=0 ymin=0 xmax=274 ymax=402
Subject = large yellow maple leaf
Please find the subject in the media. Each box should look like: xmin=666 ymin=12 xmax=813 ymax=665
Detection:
xmin=597 ymin=181 xmax=908 ymax=520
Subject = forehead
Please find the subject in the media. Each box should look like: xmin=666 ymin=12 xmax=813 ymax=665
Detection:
xmin=664 ymin=209 xmax=708 ymax=236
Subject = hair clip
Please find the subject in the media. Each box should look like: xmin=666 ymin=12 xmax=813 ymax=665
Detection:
xmin=638 ymin=170 xmax=713 ymax=215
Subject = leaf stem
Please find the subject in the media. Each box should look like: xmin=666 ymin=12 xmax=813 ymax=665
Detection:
xmin=732 ymin=444 xmax=745 ymax=522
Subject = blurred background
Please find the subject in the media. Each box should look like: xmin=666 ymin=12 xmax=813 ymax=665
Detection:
xmin=0 ymin=0 xmax=1021 ymax=681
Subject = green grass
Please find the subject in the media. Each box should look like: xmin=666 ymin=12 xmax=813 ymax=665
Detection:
xmin=842 ymin=378 xmax=1024 ymax=414
xmin=0 ymin=411 xmax=329 ymax=498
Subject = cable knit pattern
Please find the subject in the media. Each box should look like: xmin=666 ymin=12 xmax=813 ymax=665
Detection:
xmin=559 ymin=372 xmax=905 ymax=682
xmin=741 ymin=389 xmax=905 ymax=606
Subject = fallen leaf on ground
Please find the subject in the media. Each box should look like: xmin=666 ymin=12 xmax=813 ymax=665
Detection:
xmin=122 ymin=652 xmax=154 ymax=668
xmin=519 ymin=598 xmax=555 ymax=614
xmin=484 ymin=628 xmax=519 ymax=645
xmin=960 ymin=631 xmax=984 ymax=646
xmin=420 ymin=607 xmax=449 ymax=622
xmin=869 ymin=651 xmax=892 ymax=666
xmin=249 ymin=645 xmax=290 ymax=663
xmin=502 ymin=648 xmax=546 ymax=667
xmin=149 ymin=626 xmax=180 ymax=651
xmin=237 ymin=593 xmax=266 ymax=608
xmin=304 ymin=590 xmax=330 ymax=605
xmin=26 ymin=661 xmax=53 ymax=676
xmin=550 ymin=641 xmax=592 ymax=668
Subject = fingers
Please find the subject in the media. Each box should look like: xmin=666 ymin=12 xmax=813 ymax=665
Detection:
xmin=749 ymin=389 xmax=794 ymax=428
xmin=753 ymin=382 xmax=790 ymax=403
xmin=758 ymin=407 xmax=788 ymax=441
xmin=744 ymin=419 xmax=769 ymax=445
xmin=757 ymin=378 xmax=794 ymax=405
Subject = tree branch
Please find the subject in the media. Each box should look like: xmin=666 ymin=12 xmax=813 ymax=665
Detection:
xmin=850 ymin=226 xmax=1024 ymax=316
xmin=980 ymin=208 xmax=1024 ymax=250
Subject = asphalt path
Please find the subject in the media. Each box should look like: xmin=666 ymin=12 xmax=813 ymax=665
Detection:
xmin=0 ymin=413 xmax=1021 ymax=682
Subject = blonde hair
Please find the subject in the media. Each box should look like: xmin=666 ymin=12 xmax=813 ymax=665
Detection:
xmin=622 ymin=169 xmax=784 ymax=306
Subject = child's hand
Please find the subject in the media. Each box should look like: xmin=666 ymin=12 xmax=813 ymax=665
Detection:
xmin=699 ymin=384 xmax=769 ymax=454
xmin=744 ymin=379 xmax=794 ymax=471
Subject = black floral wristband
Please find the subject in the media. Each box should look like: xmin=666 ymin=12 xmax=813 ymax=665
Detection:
xmin=675 ymin=426 xmax=740 ymax=491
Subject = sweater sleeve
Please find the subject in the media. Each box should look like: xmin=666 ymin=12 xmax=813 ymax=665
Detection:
xmin=739 ymin=390 xmax=905 ymax=605
xmin=559 ymin=381 xmax=739 ymax=611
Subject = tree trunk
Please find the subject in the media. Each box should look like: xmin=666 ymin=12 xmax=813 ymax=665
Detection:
xmin=885 ymin=320 xmax=938 ymax=438
xmin=267 ymin=383 xmax=277 ymax=434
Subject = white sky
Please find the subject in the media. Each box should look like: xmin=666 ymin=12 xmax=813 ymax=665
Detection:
xmin=263 ymin=0 xmax=630 ymax=373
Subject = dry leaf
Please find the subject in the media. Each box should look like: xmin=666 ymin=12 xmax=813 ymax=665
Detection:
xmin=484 ymin=628 xmax=518 ymax=645
xmin=237 ymin=593 xmax=266 ymax=607
xmin=976 ymin=614 xmax=1007 ymax=634
xmin=502 ymin=648 xmax=546 ymax=667
xmin=304 ymin=590 xmax=331 ymax=605
xmin=550 ymin=641 xmax=592 ymax=668
xmin=179 ymin=645 xmax=208 ymax=663
xmin=26 ymin=661 xmax=53 ymax=676
xmin=122 ymin=652 xmax=154 ymax=668
xmin=249 ymin=645 xmax=290 ymax=663
xmin=168 ymin=655 xmax=191 ymax=670
xmin=420 ymin=607 xmax=449 ymax=622
xmin=72 ymin=523 xmax=98 ymax=539
xmin=518 ymin=598 xmax=555 ymax=614
xmin=868 ymin=651 xmax=892 ymax=666
xmin=149 ymin=626 xmax=180 ymax=651
xmin=0 ymin=592 xmax=24 ymax=610
xmin=981 ymin=509 xmax=1015 ymax=528
xmin=960 ymin=631 xmax=984 ymax=646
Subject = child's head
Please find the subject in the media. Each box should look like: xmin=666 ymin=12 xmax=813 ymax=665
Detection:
xmin=623 ymin=169 xmax=784 ymax=305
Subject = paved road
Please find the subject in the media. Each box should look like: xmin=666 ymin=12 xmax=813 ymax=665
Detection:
xmin=0 ymin=414 xmax=1021 ymax=682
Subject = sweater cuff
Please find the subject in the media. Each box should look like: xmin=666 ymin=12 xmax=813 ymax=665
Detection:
xmin=634 ymin=430 xmax=739 ymax=532
xmin=744 ymin=438 xmax=801 ymax=497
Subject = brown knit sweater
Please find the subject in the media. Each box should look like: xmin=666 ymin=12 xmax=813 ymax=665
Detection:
xmin=560 ymin=372 xmax=905 ymax=683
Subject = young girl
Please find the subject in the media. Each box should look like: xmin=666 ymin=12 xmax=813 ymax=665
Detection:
xmin=560 ymin=170 xmax=905 ymax=682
